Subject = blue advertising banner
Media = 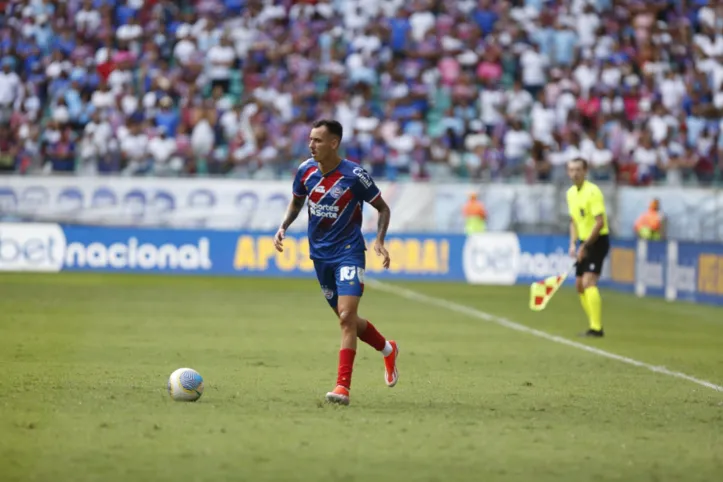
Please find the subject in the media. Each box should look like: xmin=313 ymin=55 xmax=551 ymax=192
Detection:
xmin=1 ymin=223 xmax=721 ymax=307
xmin=675 ymin=241 xmax=723 ymax=306
xmin=600 ymin=238 xmax=636 ymax=294
xmin=61 ymin=225 xmax=462 ymax=281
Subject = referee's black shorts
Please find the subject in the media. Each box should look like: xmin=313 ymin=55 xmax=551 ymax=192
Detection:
xmin=576 ymin=235 xmax=610 ymax=277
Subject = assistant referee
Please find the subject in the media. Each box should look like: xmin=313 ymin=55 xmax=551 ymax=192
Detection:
xmin=566 ymin=157 xmax=610 ymax=338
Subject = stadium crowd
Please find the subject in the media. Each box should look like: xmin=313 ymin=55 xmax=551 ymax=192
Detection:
xmin=0 ymin=0 xmax=722 ymax=186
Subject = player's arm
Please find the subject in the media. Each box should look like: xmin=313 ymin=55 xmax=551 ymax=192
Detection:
xmin=583 ymin=215 xmax=605 ymax=248
xmin=281 ymin=195 xmax=305 ymax=231
xmin=274 ymin=195 xmax=305 ymax=253
xmin=275 ymin=166 xmax=308 ymax=252
xmin=583 ymin=188 xmax=607 ymax=249
xmin=355 ymin=166 xmax=391 ymax=269
xmin=370 ymin=195 xmax=391 ymax=269
xmin=569 ymin=217 xmax=578 ymax=258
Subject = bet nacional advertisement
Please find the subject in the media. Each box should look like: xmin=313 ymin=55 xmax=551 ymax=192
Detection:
xmin=0 ymin=223 xmax=721 ymax=306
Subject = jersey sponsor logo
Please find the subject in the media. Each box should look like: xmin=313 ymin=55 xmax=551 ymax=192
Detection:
xmin=353 ymin=167 xmax=373 ymax=189
xmin=314 ymin=185 xmax=327 ymax=194
xmin=308 ymin=201 xmax=340 ymax=219
xmin=339 ymin=266 xmax=357 ymax=281
xmin=330 ymin=185 xmax=343 ymax=199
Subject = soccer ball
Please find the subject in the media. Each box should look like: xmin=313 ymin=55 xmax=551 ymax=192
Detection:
xmin=167 ymin=367 xmax=204 ymax=402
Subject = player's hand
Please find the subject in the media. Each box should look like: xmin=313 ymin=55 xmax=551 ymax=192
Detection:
xmin=273 ymin=227 xmax=286 ymax=252
xmin=576 ymin=244 xmax=586 ymax=262
xmin=374 ymin=240 xmax=391 ymax=269
xmin=569 ymin=244 xmax=577 ymax=258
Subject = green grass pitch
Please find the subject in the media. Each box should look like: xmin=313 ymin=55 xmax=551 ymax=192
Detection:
xmin=1 ymin=273 xmax=722 ymax=482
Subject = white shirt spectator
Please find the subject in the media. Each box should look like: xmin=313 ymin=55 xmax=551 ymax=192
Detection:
xmin=174 ymin=39 xmax=196 ymax=66
xmin=563 ymin=144 xmax=582 ymax=163
xmin=354 ymin=115 xmax=379 ymax=144
xmin=120 ymin=94 xmax=139 ymax=116
xmin=506 ymin=88 xmax=534 ymax=118
xmin=504 ymin=129 xmax=533 ymax=160
xmin=148 ymin=135 xmax=177 ymax=164
xmin=659 ymin=76 xmax=686 ymax=114
xmin=409 ymin=10 xmax=435 ymax=41
xmin=576 ymin=11 xmax=600 ymax=48
xmin=548 ymin=149 xmax=568 ymax=167
xmin=191 ymin=119 xmax=215 ymax=156
xmin=520 ymin=49 xmax=548 ymax=86
xmin=75 ymin=7 xmax=101 ymax=33
xmin=648 ymin=114 xmax=670 ymax=144
xmin=590 ymin=146 xmax=613 ymax=169
xmin=0 ymin=70 xmax=21 ymax=106
xmin=601 ymin=65 xmax=622 ymax=89
xmin=84 ymin=120 xmax=112 ymax=156
xmin=573 ymin=63 xmax=598 ymax=97
xmin=220 ymin=109 xmax=243 ymax=142
xmin=555 ymin=91 xmax=577 ymax=127
xmin=633 ymin=146 xmax=658 ymax=169
xmin=694 ymin=34 xmax=723 ymax=58
xmin=45 ymin=59 xmax=71 ymax=79
xmin=579 ymin=137 xmax=596 ymax=160
xmin=479 ymin=89 xmax=505 ymax=126
xmin=530 ymin=102 xmax=556 ymax=145
xmin=121 ymin=133 xmax=149 ymax=161
xmin=91 ymin=89 xmax=115 ymax=110
xmin=116 ymin=23 xmax=143 ymax=42
xmin=108 ymin=69 xmax=132 ymax=94
xmin=207 ymin=44 xmax=236 ymax=80
xmin=351 ymin=34 xmax=382 ymax=58
xmin=94 ymin=47 xmax=112 ymax=65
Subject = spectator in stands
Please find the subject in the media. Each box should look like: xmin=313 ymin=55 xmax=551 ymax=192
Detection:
xmin=0 ymin=0 xmax=720 ymax=186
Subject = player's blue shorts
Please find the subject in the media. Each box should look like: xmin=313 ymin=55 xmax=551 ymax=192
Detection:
xmin=313 ymin=252 xmax=366 ymax=309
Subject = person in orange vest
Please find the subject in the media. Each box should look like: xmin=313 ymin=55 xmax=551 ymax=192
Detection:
xmin=634 ymin=198 xmax=665 ymax=240
xmin=463 ymin=192 xmax=487 ymax=234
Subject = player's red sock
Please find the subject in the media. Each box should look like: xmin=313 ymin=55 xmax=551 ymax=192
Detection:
xmin=337 ymin=348 xmax=356 ymax=389
xmin=358 ymin=321 xmax=386 ymax=351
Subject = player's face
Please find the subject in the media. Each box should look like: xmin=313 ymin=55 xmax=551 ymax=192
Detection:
xmin=567 ymin=161 xmax=587 ymax=185
xmin=309 ymin=126 xmax=338 ymax=162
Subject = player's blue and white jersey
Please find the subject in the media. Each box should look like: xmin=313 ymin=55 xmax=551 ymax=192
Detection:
xmin=292 ymin=158 xmax=381 ymax=262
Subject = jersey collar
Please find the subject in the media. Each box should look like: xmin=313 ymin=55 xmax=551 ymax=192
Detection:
xmin=318 ymin=158 xmax=343 ymax=176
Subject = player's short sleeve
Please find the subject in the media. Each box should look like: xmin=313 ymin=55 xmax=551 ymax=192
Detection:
xmin=352 ymin=166 xmax=381 ymax=203
xmin=589 ymin=186 xmax=606 ymax=217
xmin=566 ymin=188 xmax=577 ymax=218
xmin=292 ymin=165 xmax=309 ymax=198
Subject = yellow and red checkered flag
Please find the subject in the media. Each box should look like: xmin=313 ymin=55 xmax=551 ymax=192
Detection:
xmin=529 ymin=264 xmax=576 ymax=312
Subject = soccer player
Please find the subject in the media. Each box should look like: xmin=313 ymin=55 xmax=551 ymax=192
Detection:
xmin=566 ymin=157 xmax=610 ymax=338
xmin=273 ymin=119 xmax=399 ymax=406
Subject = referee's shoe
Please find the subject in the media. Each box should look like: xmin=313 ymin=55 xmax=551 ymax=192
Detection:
xmin=579 ymin=328 xmax=604 ymax=338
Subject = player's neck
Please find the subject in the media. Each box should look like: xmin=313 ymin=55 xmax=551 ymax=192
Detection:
xmin=318 ymin=155 xmax=342 ymax=175
xmin=575 ymin=180 xmax=586 ymax=190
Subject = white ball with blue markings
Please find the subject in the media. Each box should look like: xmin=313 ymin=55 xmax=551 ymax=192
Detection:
xmin=167 ymin=368 xmax=204 ymax=402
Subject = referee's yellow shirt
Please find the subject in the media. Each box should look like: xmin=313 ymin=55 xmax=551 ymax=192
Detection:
xmin=566 ymin=181 xmax=609 ymax=241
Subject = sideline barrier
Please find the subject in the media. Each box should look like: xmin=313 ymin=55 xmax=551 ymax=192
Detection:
xmin=0 ymin=223 xmax=721 ymax=307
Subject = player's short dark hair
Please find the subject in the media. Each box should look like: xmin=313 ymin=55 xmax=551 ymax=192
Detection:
xmin=312 ymin=119 xmax=343 ymax=141
xmin=569 ymin=157 xmax=589 ymax=170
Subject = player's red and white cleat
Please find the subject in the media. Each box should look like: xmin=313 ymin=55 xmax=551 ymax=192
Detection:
xmin=384 ymin=340 xmax=399 ymax=387
xmin=325 ymin=385 xmax=350 ymax=405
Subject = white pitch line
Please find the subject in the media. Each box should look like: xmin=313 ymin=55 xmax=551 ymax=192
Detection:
xmin=367 ymin=279 xmax=723 ymax=393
